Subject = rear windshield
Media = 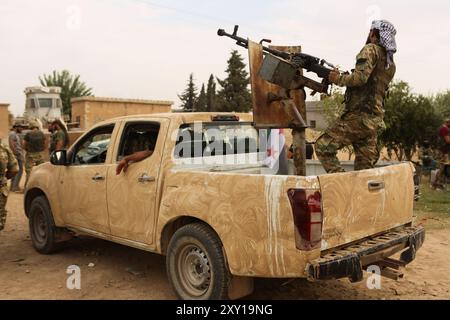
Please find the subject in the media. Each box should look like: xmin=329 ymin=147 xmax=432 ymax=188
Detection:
xmin=174 ymin=122 xmax=262 ymax=159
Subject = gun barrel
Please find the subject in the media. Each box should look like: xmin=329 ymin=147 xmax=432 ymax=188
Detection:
xmin=218 ymin=26 xmax=290 ymax=60
xmin=217 ymin=26 xmax=333 ymax=83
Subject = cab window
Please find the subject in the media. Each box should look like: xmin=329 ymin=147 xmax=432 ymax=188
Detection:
xmin=71 ymin=124 xmax=114 ymax=165
xmin=117 ymin=122 xmax=160 ymax=161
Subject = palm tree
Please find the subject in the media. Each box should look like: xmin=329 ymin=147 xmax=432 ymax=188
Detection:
xmin=39 ymin=70 xmax=93 ymax=118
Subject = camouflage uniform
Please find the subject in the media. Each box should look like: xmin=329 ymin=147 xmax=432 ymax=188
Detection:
xmin=316 ymin=43 xmax=396 ymax=173
xmin=50 ymin=129 xmax=67 ymax=154
xmin=24 ymin=128 xmax=46 ymax=188
xmin=0 ymin=143 xmax=19 ymax=231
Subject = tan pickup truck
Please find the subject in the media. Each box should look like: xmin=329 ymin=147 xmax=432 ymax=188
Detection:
xmin=24 ymin=112 xmax=425 ymax=300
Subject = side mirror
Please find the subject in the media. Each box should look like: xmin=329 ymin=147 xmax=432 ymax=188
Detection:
xmin=50 ymin=150 xmax=68 ymax=166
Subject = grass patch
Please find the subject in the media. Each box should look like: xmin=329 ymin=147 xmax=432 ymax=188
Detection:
xmin=414 ymin=181 xmax=450 ymax=229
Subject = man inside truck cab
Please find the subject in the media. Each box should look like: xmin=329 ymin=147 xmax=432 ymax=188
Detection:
xmin=316 ymin=20 xmax=397 ymax=173
xmin=115 ymin=128 xmax=158 ymax=175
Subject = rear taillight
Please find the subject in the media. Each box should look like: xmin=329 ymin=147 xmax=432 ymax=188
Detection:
xmin=287 ymin=189 xmax=323 ymax=251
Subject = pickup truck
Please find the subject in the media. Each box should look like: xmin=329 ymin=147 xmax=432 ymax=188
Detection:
xmin=24 ymin=112 xmax=425 ymax=300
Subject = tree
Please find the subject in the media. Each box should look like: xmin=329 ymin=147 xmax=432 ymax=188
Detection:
xmin=194 ymin=84 xmax=207 ymax=112
xmin=216 ymin=50 xmax=252 ymax=112
xmin=206 ymin=74 xmax=217 ymax=112
xmin=381 ymin=81 xmax=442 ymax=161
xmin=321 ymin=88 xmax=345 ymax=126
xmin=39 ymin=70 xmax=93 ymax=117
xmin=178 ymin=73 xmax=198 ymax=112
xmin=434 ymin=90 xmax=450 ymax=118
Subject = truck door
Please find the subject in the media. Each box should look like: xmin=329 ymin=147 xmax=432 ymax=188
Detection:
xmin=59 ymin=123 xmax=117 ymax=234
xmin=106 ymin=119 xmax=169 ymax=246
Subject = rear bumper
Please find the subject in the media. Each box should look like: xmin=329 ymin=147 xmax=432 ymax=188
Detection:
xmin=306 ymin=225 xmax=425 ymax=282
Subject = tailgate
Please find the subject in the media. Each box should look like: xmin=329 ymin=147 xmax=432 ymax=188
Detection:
xmin=318 ymin=163 xmax=415 ymax=250
xmin=306 ymin=225 xmax=425 ymax=282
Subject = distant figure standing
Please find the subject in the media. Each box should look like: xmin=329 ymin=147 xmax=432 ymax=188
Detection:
xmin=432 ymin=117 xmax=450 ymax=190
xmin=0 ymin=142 xmax=18 ymax=231
xmin=23 ymin=121 xmax=46 ymax=188
xmin=265 ymin=129 xmax=288 ymax=175
xmin=418 ymin=140 xmax=436 ymax=169
xmin=8 ymin=122 xmax=24 ymax=192
xmin=49 ymin=119 xmax=68 ymax=154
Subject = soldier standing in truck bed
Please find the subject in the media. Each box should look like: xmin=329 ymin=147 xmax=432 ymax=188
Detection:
xmin=316 ymin=20 xmax=397 ymax=173
xmin=23 ymin=120 xmax=46 ymax=188
xmin=0 ymin=142 xmax=18 ymax=231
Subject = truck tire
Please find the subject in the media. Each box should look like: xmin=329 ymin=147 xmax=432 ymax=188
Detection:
xmin=166 ymin=223 xmax=230 ymax=300
xmin=29 ymin=196 xmax=60 ymax=254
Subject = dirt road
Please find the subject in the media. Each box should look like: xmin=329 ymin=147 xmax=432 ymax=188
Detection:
xmin=1 ymin=192 xmax=449 ymax=300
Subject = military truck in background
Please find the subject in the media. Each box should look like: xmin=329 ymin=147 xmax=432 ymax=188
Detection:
xmin=23 ymin=86 xmax=65 ymax=128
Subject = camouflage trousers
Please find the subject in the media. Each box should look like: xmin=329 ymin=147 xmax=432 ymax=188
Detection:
xmin=25 ymin=152 xmax=45 ymax=188
xmin=0 ymin=192 xmax=7 ymax=231
xmin=316 ymin=112 xmax=384 ymax=173
xmin=433 ymin=152 xmax=449 ymax=188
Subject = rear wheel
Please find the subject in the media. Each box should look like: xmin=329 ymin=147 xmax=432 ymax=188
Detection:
xmin=29 ymin=196 xmax=60 ymax=254
xmin=166 ymin=223 xmax=230 ymax=300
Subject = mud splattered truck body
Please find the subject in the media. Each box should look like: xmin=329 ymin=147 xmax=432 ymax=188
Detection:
xmin=24 ymin=113 xmax=425 ymax=299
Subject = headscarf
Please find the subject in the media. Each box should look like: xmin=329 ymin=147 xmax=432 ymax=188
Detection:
xmin=371 ymin=20 xmax=397 ymax=68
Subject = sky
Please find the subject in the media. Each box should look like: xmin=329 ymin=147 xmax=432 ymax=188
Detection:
xmin=1 ymin=0 xmax=449 ymax=116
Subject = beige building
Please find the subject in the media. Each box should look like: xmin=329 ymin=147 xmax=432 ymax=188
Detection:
xmin=306 ymin=100 xmax=327 ymax=131
xmin=0 ymin=103 xmax=10 ymax=143
xmin=71 ymin=97 xmax=173 ymax=130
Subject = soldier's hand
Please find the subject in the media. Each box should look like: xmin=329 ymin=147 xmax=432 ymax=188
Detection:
xmin=5 ymin=170 xmax=18 ymax=180
xmin=328 ymin=70 xmax=340 ymax=84
xmin=116 ymin=159 xmax=129 ymax=175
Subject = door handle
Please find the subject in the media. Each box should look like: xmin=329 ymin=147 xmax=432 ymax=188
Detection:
xmin=138 ymin=173 xmax=156 ymax=183
xmin=368 ymin=180 xmax=384 ymax=191
xmin=92 ymin=174 xmax=105 ymax=181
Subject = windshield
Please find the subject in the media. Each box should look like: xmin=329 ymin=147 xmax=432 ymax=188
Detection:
xmin=38 ymin=98 xmax=53 ymax=109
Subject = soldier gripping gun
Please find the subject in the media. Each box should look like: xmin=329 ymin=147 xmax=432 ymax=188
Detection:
xmin=217 ymin=25 xmax=336 ymax=95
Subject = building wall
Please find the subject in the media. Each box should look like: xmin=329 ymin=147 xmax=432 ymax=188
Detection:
xmin=306 ymin=101 xmax=328 ymax=131
xmin=0 ymin=104 xmax=10 ymax=143
xmin=71 ymin=97 xmax=173 ymax=130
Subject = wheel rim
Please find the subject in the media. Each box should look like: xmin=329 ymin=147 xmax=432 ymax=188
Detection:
xmin=176 ymin=244 xmax=212 ymax=298
xmin=32 ymin=207 xmax=47 ymax=244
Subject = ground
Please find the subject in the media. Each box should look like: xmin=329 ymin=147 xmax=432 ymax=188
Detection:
xmin=0 ymin=182 xmax=449 ymax=300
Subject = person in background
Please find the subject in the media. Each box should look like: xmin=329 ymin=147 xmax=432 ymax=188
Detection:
xmin=432 ymin=117 xmax=450 ymax=190
xmin=23 ymin=121 xmax=46 ymax=188
xmin=49 ymin=119 xmax=68 ymax=155
xmin=0 ymin=142 xmax=18 ymax=231
xmin=418 ymin=140 xmax=436 ymax=169
xmin=8 ymin=122 xmax=24 ymax=192
xmin=265 ymin=129 xmax=288 ymax=175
